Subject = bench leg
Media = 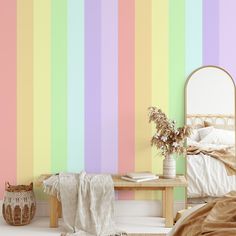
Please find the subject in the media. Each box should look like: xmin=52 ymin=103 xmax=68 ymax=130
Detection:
xmin=162 ymin=190 xmax=166 ymax=217
xmin=58 ymin=202 xmax=62 ymax=218
xmin=165 ymin=187 xmax=173 ymax=227
xmin=50 ymin=196 xmax=59 ymax=228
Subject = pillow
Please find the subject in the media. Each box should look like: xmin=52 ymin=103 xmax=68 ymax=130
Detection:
xmin=189 ymin=129 xmax=200 ymax=142
xmin=204 ymin=120 xmax=234 ymax=131
xmin=190 ymin=124 xmax=204 ymax=129
xmin=198 ymin=126 xmax=214 ymax=140
xmin=204 ymin=121 xmax=212 ymax=127
xmin=187 ymin=138 xmax=200 ymax=147
xmin=200 ymin=128 xmax=235 ymax=146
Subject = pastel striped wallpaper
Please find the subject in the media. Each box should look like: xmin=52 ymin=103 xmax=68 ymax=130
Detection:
xmin=0 ymin=0 xmax=236 ymax=200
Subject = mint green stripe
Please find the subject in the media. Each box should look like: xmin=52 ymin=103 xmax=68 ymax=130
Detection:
xmin=169 ymin=0 xmax=185 ymax=200
xmin=185 ymin=0 xmax=202 ymax=75
xmin=169 ymin=0 xmax=185 ymax=127
xmin=52 ymin=0 xmax=67 ymax=173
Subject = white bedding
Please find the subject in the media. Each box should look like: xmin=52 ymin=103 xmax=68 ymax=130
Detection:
xmin=187 ymin=153 xmax=236 ymax=198
xmin=187 ymin=126 xmax=236 ymax=198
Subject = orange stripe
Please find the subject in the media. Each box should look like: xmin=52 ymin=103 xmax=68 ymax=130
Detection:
xmin=135 ymin=0 xmax=152 ymax=200
xmin=17 ymin=0 xmax=33 ymax=184
xmin=0 ymin=0 xmax=17 ymax=198
xmin=118 ymin=0 xmax=135 ymax=199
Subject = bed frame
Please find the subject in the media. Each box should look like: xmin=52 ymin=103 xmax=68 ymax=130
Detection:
xmin=187 ymin=114 xmax=235 ymax=130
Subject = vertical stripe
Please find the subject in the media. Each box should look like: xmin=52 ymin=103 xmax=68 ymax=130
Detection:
xmin=169 ymin=0 xmax=185 ymax=200
xmin=101 ymin=0 xmax=118 ymax=173
xmin=52 ymin=0 xmax=67 ymax=173
xmin=0 ymin=0 xmax=16 ymax=198
xmin=219 ymin=0 xmax=236 ymax=80
xmin=85 ymin=0 xmax=101 ymax=173
xmin=152 ymin=0 xmax=169 ymax=176
xmin=118 ymin=0 xmax=135 ymax=199
xmin=33 ymin=0 xmax=51 ymax=181
xmin=135 ymin=0 xmax=152 ymax=199
xmin=67 ymin=0 xmax=84 ymax=172
xmin=17 ymin=0 xmax=33 ymax=184
xmin=203 ymin=0 xmax=219 ymax=65
xmin=169 ymin=0 xmax=185 ymax=131
xmin=185 ymin=0 xmax=202 ymax=75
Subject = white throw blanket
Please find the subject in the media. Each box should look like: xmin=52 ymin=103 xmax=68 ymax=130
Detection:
xmin=45 ymin=172 xmax=125 ymax=236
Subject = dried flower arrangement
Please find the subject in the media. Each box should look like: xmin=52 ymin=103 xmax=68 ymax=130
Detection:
xmin=148 ymin=107 xmax=191 ymax=157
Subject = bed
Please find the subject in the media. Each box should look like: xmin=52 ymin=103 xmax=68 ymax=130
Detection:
xmin=168 ymin=192 xmax=236 ymax=236
xmin=186 ymin=114 xmax=236 ymax=203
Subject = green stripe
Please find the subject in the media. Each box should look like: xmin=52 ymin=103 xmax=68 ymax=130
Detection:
xmin=169 ymin=0 xmax=185 ymax=200
xmin=52 ymin=0 xmax=67 ymax=173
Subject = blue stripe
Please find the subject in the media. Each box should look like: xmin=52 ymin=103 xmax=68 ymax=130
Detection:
xmin=67 ymin=0 xmax=84 ymax=172
xmin=185 ymin=0 xmax=202 ymax=76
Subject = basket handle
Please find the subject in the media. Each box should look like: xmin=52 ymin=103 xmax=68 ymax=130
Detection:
xmin=29 ymin=182 xmax=33 ymax=190
xmin=5 ymin=182 xmax=10 ymax=190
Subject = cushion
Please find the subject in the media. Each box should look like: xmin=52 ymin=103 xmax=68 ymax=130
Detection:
xmin=198 ymin=126 xmax=214 ymax=140
xmin=200 ymin=128 xmax=235 ymax=146
xmin=189 ymin=129 xmax=200 ymax=142
xmin=204 ymin=121 xmax=212 ymax=127
xmin=204 ymin=120 xmax=234 ymax=131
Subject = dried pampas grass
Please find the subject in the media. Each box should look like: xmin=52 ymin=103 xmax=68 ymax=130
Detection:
xmin=148 ymin=107 xmax=191 ymax=157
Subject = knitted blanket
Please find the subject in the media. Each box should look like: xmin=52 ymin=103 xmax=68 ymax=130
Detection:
xmin=44 ymin=172 xmax=125 ymax=236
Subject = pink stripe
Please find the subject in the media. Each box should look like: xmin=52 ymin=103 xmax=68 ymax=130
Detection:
xmin=0 ymin=0 xmax=17 ymax=198
xmin=118 ymin=0 xmax=135 ymax=200
xmin=219 ymin=0 xmax=236 ymax=80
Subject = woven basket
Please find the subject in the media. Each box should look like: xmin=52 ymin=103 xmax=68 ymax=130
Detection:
xmin=2 ymin=182 xmax=36 ymax=226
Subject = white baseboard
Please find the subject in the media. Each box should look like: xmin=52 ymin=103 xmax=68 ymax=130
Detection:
xmin=36 ymin=200 xmax=185 ymax=217
xmin=115 ymin=200 xmax=184 ymax=217
xmin=0 ymin=199 xmax=185 ymax=217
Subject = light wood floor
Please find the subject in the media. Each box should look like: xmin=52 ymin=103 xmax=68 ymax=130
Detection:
xmin=0 ymin=216 xmax=171 ymax=236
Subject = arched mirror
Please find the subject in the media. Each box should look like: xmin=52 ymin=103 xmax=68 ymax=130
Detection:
xmin=185 ymin=66 xmax=236 ymax=204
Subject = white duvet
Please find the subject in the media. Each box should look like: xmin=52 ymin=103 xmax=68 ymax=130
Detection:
xmin=187 ymin=142 xmax=236 ymax=198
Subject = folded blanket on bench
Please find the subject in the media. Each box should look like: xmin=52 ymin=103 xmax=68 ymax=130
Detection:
xmin=44 ymin=172 xmax=126 ymax=236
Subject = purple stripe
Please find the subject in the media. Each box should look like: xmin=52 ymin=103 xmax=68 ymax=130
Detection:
xmin=203 ymin=0 xmax=219 ymax=65
xmin=85 ymin=0 xmax=101 ymax=173
xmin=219 ymin=0 xmax=236 ymax=80
xmin=101 ymin=0 xmax=118 ymax=173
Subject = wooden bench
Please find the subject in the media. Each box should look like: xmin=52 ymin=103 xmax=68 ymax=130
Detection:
xmin=36 ymin=174 xmax=187 ymax=228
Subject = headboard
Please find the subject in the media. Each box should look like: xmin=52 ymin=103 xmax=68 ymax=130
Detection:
xmin=187 ymin=114 xmax=235 ymax=130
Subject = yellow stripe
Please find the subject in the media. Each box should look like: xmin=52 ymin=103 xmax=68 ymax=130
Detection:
xmin=17 ymin=0 xmax=33 ymax=184
xmin=135 ymin=0 xmax=152 ymax=200
xmin=151 ymin=0 xmax=169 ymax=176
xmin=33 ymin=0 xmax=51 ymax=185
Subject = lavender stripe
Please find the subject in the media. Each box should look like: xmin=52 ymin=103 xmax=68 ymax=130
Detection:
xmin=85 ymin=0 xmax=101 ymax=173
xmin=101 ymin=0 xmax=118 ymax=173
xmin=203 ymin=0 xmax=219 ymax=65
xmin=114 ymin=1 xmax=118 ymax=169
xmin=219 ymin=0 xmax=236 ymax=80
